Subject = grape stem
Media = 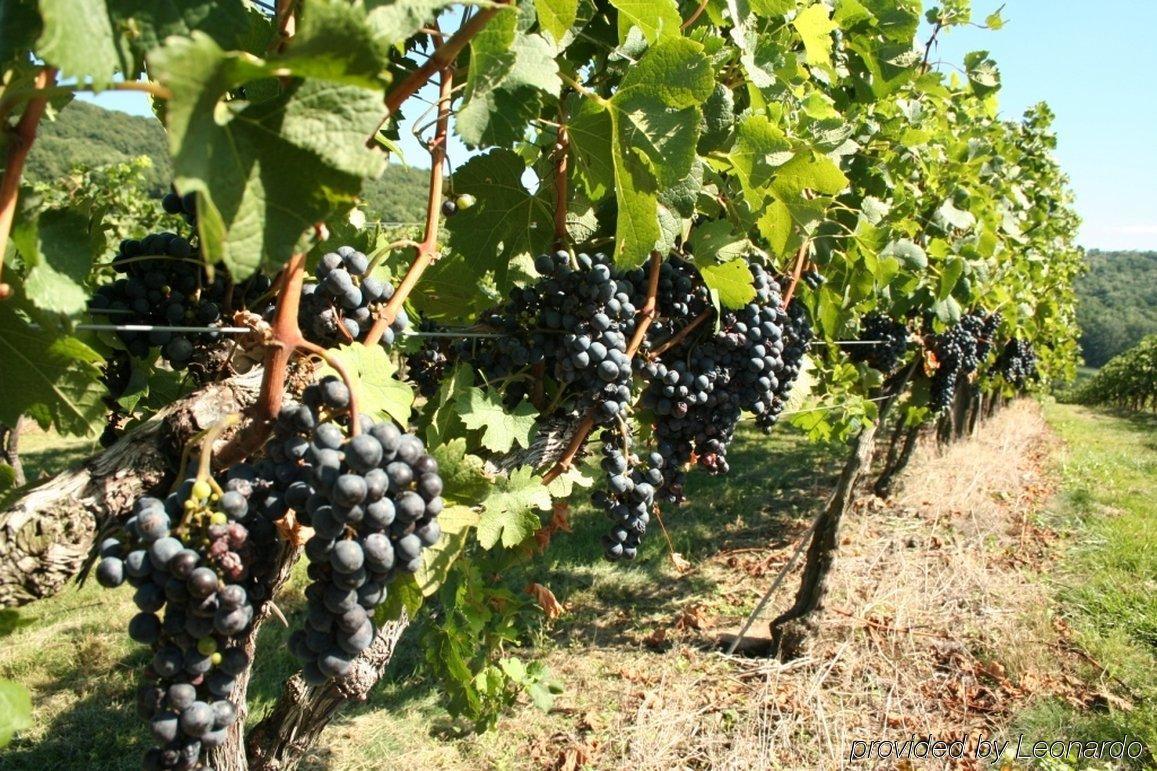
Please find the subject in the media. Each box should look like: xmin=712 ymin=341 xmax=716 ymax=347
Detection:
xmin=542 ymin=251 xmax=664 ymax=484
xmin=552 ymin=110 xmax=570 ymax=245
xmin=364 ymin=54 xmax=454 ymax=347
xmin=649 ymin=307 xmax=713 ymax=359
xmin=297 ymin=340 xmax=362 ymax=437
xmin=781 ymin=238 xmax=811 ymax=308
xmin=196 ymin=414 xmax=241 ymax=495
xmin=365 ymin=1 xmax=510 ymax=148
xmin=681 ymin=0 xmax=710 ymax=29
xmin=0 ymin=67 xmax=56 ymax=300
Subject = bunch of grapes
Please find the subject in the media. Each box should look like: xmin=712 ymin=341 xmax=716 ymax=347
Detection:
xmin=261 ymin=376 xmax=444 ymax=683
xmin=89 ymin=232 xmax=272 ymax=371
xmin=849 ymin=313 xmax=909 ymax=374
xmin=94 ymin=466 xmax=281 ymax=770
xmin=298 ymin=246 xmax=410 ymax=349
xmin=451 ymin=251 xmax=639 ymax=420
xmin=406 ymin=320 xmax=454 ymax=398
xmin=994 ymin=338 xmax=1037 ymax=387
xmin=928 ymin=317 xmax=984 ymax=413
xmin=641 ymin=264 xmax=792 ymax=502
xmin=971 ymin=312 xmax=1002 ymax=363
xmin=592 ymin=429 xmax=663 ymax=561
xmin=754 ymin=274 xmax=811 ymax=432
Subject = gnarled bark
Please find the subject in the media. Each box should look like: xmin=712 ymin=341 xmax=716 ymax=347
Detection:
xmin=769 ymin=362 xmax=915 ymax=658
xmin=243 ymin=613 xmax=411 ymax=771
xmin=0 ymin=370 xmax=262 ymax=607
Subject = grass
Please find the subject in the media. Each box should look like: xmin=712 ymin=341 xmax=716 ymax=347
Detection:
xmin=1014 ymin=402 xmax=1157 ymax=757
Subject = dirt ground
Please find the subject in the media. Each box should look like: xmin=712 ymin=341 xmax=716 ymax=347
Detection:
xmin=447 ymin=400 xmax=1131 ymax=771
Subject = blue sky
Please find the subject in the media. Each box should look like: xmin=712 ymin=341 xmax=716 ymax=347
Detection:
xmin=80 ymin=0 xmax=1157 ymax=250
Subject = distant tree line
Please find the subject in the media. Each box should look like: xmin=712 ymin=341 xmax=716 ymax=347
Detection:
xmin=1077 ymin=250 xmax=1157 ymax=367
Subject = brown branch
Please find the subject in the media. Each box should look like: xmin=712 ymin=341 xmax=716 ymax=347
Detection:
xmin=0 ymin=67 xmax=56 ymax=300
xmin=920 ymin=20 xmax=944 ymax=73
xmin=681 ymin=0 xmax=710 ymax=30
xmin=272 ymin=0 xmax=298 ymax=53
xmin=214 ymin=251 xmax=308 ymax=467
xmin=625 ymin=251 xmax=662 ymax=357
xmin=364 ymin=61 xmax=453 ymax=346
xmin=365 ymin=2 xmax=510 ymax=149
xmin=553 ymin=116 xmax=570 ymax=245
xmin=780 ymin=239 xmax=810 ymax=308
xmin=542 ymin=251 xmax=663 ymax=485
xmin=650 ymin=307 xmax=712 ymax=358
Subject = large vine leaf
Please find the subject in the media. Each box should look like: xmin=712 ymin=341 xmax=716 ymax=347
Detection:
xmin=430 ymin=438 xmax=492 ymax=505
xmin=604 ymin=37 xmax=714 ymax=266
xmin=476 ymin=466 xmax=551 ymax=549
xmin=455 ymin=387 xmax=537 ymax=454
xmin=0 ymin=304 xmax=105 ymax=436
xmin=443 ymin=149 xmax=554 ymax=277
xmin=456 ymin=8 xmax=561 ymax=147
xmin=792 ymin=3 xmax=837 ymax=68
xmin=17 ymin=207 xmax=100 ymax=316
xmin=150 ymin=33 xmax=386 ymax=277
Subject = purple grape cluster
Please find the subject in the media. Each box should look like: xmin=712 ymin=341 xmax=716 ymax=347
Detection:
xmin=262 ymin=376 xmax=444 ymax=683
xmin=94 ymin=465 xmax=281 ymax=770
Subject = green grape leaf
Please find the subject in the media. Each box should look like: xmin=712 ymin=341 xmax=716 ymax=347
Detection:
xmin=933 ymin=198 xmax=976 ymax=232
xmin=618 ymin=36 xmax=714 ymax=108
xmin=608 ymin=0 xmax=680 ymax=43
xmin=476 ymin=466 xmax=551 ymax=549
xmin=882 ymin=239 xmax=928 ymax=270
xmin=0 ymin=679 xmax=31 ymax=748
xmin=536 ymin=0 xmax=579 ymax=44
xmin=321 ymin=344 xmax=413 ymax=426
xmin=413 ymin=504 xmax=478 ymax=597
xmin=792 ymin=2 xmax=837 ymax=67
xmin=278 ymin=0 xmax=394 ymax=88
xmin=425 ymin=365 xmax=474 ymax=448
xmin=443 ymin=149 xmax=554 ymax=276
xmin=0 ymin=304 xmax=104 ymax=436
xmin=20 ymin=207 xmax=98 ymax=316
xmin=151 ymin=33 xmax=385 ymax=278
xmin=700 ymin=258 xmax=757 ymax=309
xmin=606 ymin=38 xmax=713 ymax=266
xmin=691 ymin=219 xmax=750 ymax=264
xmin=964 ymin=50 xmax=1000 ymax=96
xmin=772 ymin=150 xmax=849 ymax=198
xmin=455 ymin=387 xmax=537 ymax=454
xmin=456 ymin=9 xmax=561 ymax=146
xmin=35 ymin=0 xmax=121 ymax=84
xmin=569 ymin=98 xmax=615 ymax=200
xmin=365 ymin=0 xmax=461 ymax=47
xmin=431 ymin=438 xmax=494 ymax=505
xmin=729 ymin=114 xmax=792 ymax=208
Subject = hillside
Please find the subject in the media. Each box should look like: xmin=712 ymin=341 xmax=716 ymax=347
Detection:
xmin=1076 ymin=249 xmax=1157 ymax=367
xmin=25 ymin=100 xmax=427 ymax=222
